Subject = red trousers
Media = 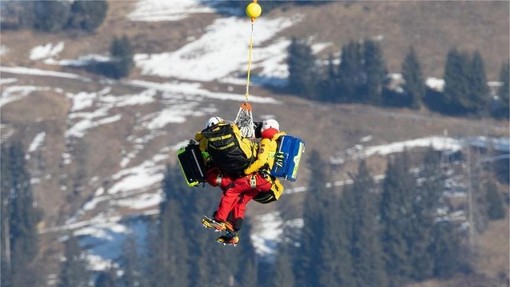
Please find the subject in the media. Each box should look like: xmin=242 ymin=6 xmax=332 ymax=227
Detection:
xmin=206 ymin=169 xmax=271 ymax=224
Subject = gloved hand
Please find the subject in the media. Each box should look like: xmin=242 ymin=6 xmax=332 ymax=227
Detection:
xmin=194 ymin=132 xmax=203 ymax=142
xmin=202 ymin=151 xmax=212 ymax=163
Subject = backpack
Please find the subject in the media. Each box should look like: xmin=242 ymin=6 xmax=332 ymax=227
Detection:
xmin=253 ymin=178 xmax=284 ymax=204
xmin=201 ymin=123 xmax=257 ymax=177
xmin=270 ymin=135 xmax=305 ymax=182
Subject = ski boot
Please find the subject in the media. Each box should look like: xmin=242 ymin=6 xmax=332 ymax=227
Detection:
xmin=216 ymin=231 xmax=239 ymax=246
xmin=201 ymin=215 xmax=234 ymax=232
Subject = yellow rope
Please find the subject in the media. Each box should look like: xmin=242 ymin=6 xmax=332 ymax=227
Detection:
xmin=244 ymin=21 xmax=255 ymax=102
xmin=236 ymin=1 xmax=258 ymax=138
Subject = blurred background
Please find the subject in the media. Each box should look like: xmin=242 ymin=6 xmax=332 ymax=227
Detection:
xmin=0 ymin=1 xmax=508 ymax=286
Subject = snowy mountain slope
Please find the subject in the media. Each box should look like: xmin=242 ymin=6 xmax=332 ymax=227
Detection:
xmin=1 ymin=0 xmax=509 ymax=280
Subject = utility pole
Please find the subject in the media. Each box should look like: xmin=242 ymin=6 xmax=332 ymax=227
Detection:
xmin=466 ymin=146 xmax=475 ymax=254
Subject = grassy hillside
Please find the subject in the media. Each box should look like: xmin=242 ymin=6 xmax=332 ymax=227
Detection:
xmin=0 ymin=1 xmax=508 ymax=286
xmin=279 ymin=1 xmax=509 ymax=80
xmin=1 ymin=1 xmax=508 ymax=79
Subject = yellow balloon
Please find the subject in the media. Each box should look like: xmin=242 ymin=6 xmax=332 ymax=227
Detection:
xmin=246 ymin=3 xmax=262 ymax=19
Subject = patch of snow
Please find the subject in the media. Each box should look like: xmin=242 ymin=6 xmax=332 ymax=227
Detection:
xmin=311 ymin=42 xmax=331 ymax=54
xmin=251 ymin=212 xmax=284 ymax=258
xmin=0 ymin=85 xmax=48 ymax=108
xmin=67 ymin=92 xmax=97 ymax=112
xmin=0 ymin=66 xmax=91 ymax=81
xmin=488 ymin=81 xmax=502 ymax=88
xmin=66 ymin=108 xmax=115 ymax=138
xmin=0 ymin=45 xmax=9 ymax=56
xmin=28 ymin=132 xmax=46 ymax=152
xmin=465 ymin=136 xmax=509 ymax=152
xmin=128 ymin=79 xmax=279 ymax=104
xmin=0 ymin=78 xmax=17 ymax=85
xmin=127 ymin=0 xmax=216 ymax=22
xmin=45 ymin=54 xmax=111 ymax=66
xmin=359 ymin=136 xmax=463 ymax=158
xmin=109 ymin=152 xmax=167 ymax=195
xmin=30 ymin=42 xmax=64 ymax=61
xmin=143 ymin=102 xmax=204 ymax=128
xmin=115 ymin=193 xmax=162 ymax=210
xmin=426 ymin=77 xmax=445 ymax=92
xmin=111 ymin=89 xmax=157 ymax=107
xmin=360 ymin=135 xmax=373 ymax=143
xmin=70 ymin=216 xmax=149 ymax=271
xmin=135 ymin=16 xmax=295 ymax=81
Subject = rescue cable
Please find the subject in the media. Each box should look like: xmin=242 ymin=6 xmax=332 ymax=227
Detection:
xmin=235 ymin=0 xmax=262 ymax=138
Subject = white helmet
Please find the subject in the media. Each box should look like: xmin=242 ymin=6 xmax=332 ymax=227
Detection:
xmin=261 ymin=119 xmax=279 ymax=132
xmin=206 ymin=116 xmax=224 ymax=128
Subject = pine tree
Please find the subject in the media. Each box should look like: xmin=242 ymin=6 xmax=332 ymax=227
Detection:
xmin=363 ymin=40 xmax=387 ymax=105
xmin=380 ymin=152 xmax=417 ymax=282
xmin=232 ymin=215 xmax=259 ymax=286
xmin=268 ymin=244 xmax=296 ymax=287
xmin=144 ymin=224 xmax=162 ymax=287
xmin=152 ymin=165 xmax=259 ymax=287
xmin=296 ymin=149 xmax=330 ymax=287
xmin=485 ymin=179 xmax=505 ymax=220
xmin=120 ymin=233 xmax=145 ymax=287
xmin=287 ymin=38 xmax=319 ymax=99
xmin=68 ymin=0 xmax=108 ymax=32
xmin=234 ymin=228 xmax=258 ymax=287
xmin=163 ymin=165 xmax=229 ymax=287
xmin=337 ymin=41 xmax=364 ymax=102
xmin=443 ymin=48 xmax=473 ymax=114
xmin=409 ymin=148 xmax=443 ymax=280
xmin=493 ymin=61 xmax=509 ymax=118
xmin=95 ymin=269 xmax=117 ymax=287
xmin=0 ymin=1 xmax=37 ymax=30
xmin=146 ymin=202 xmax=191 ymax=287
xmin=401 ymin=46 xmax=425 ymax=109
xmin=319 ymin=53 xmax=337 ymax=102
xmin=1 ymin=145 xmax=13 ymax=287
xmin=466 ymin=51 xmax=489 ymax=114
xmin=296 ymin=149 xmax=355 ymax=287
xmin=144 ymin=166 xmax=185 ymax=287
xmin=58 ymin=233 xmax=89 ymax=287
xmin=1 ymin=143 xmax=43 ymax=287
xmin=430 ymin=221 xmax=463 ymax=278
xmin=467 ymin=151 xmax=489 ymax=234
xmin=317 ymin=189 xmax=353 ymax=287
xmin=346 ymin=161 xmax=387 ymax=287
xmin=33 ymin=1 xmax=70 ymax=32
xmin=110 ymin=36 xmax=134 ymax=79
xmin=86 ymin=35 xmax=133 ymax=79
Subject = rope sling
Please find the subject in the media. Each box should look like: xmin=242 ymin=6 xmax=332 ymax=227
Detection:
xmin=234 ymin=0 xmax=261 ymax=138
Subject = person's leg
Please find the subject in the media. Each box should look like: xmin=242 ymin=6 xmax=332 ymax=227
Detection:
xmin=205 ymin=167 xmax=221 ymax=187
xmin=205 ymin=167 xmax=234 ymax=191
xmin=219 ymin=175 xmax=234 ymax=191
xmin=232 ymin=174 xmax=272 ymax=229
xmin=214 ymin=176 xmax=251 ymax=222
xmin=231 ymin=189 xmax=259 ymax=231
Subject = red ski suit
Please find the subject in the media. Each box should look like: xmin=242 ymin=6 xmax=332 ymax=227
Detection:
xmin=213 ymin=173 xmax=272 ymax=222
xmin=212 ymin=128 xmax=285 ymax=226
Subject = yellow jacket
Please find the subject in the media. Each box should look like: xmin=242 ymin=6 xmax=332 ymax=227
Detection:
xmin=244 ymin=131 xmax=286 ymax=175
xmin=194 ymin=131 xmax=208 ymax=152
